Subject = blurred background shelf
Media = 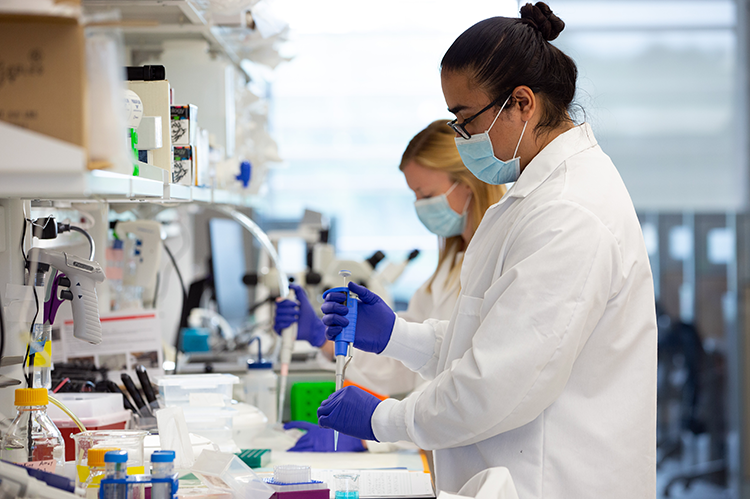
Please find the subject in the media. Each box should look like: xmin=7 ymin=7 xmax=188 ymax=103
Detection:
xmin=83 ymin=0 xmax=245 ymax=74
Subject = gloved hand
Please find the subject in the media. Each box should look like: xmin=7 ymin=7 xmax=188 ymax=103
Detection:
xmin=317 ymin=385 xmax=381 ymax=441
xmin=321 ymin=282 xmax=396 ymax=354
xmin=284 ymin=420 xmax=366 ymax=452
xmin=274 ymin=284 xmax=327 ymax=348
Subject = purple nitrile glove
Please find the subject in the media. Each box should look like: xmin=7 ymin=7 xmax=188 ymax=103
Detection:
xmin=284 ymin=420 xmax=366 ymax=452
xmin=321 ymin=282 xmax=396 ymax=354
xmin=317 ymin=385 xmax=381 ymax=442
xmin=274 ymin=284 xmax=327 ymax=348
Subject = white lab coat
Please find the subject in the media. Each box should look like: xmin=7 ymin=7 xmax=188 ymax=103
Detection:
xmin=370 ymin=123 xmax=657 ymax=498
xmin=437 ymin=468 xmax=519 ymax=499
xmin=346 ymin=251 xmax=462 ymax=396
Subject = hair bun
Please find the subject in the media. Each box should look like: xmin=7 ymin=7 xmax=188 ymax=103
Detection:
xmin=520 ymin=2 xmax=565 ymax=41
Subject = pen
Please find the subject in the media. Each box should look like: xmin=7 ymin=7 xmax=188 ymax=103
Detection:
xmin=135 ymin=364 xmax=158 ymax=405
xmin=121 ymin=372 xmax=151 ymax=417
xmin=105 ymin=379 xmax=139 ymax=415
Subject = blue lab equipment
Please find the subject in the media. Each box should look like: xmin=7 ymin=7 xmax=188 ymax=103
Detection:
xmin=322 ymin=282 xmax=395 ymax=354
xmin=322 ymin=272 xmax=359 ymax=451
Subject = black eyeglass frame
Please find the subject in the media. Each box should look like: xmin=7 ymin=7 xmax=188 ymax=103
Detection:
xmin=447 ymin=95 xmax=507 ymax=140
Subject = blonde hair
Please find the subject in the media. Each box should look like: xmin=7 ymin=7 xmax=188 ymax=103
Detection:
xmin=400 ymin=120 xmax=506 ymax=291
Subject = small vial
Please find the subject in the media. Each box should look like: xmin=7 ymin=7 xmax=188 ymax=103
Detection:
xmin=83 ymin=448 xmax=119 ymax=499
xmin=150 ymin=450 xmax=176 ymax=499
xmin=101 ymin=450 xmax=128 ymax=499
xmin=0 ymin=388 xmax=64 ymax=472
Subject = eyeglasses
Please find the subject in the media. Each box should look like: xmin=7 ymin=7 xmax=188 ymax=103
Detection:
xmin=447 ymin=96 xmax=505 ymax=140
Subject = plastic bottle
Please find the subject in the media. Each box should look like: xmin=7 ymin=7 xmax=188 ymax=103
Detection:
xmin=0 ymin=388 xmax=64 ymax=473
xmin=101 ymin=450 xmax=128 ymax=499
xmin=82 ymin=447 xmax=119 ymax=499
xmin=245 ymin=359 xmax=278 ymax=423
xmin=150 ymin=450 xmax=176 ymax=499
xmin=28 ymin=269 xmax=51 ymax=389
xmin=30 ymin=323 xmax=52 ymax=390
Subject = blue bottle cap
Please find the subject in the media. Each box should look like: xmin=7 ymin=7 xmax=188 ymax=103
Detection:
xmin=151 ymin=450 xmax=176 ymax=463
xmin=104 ymin=450 xmax=128 ymax=463
xmin=247 ymin=359 xmax=273 ymax=369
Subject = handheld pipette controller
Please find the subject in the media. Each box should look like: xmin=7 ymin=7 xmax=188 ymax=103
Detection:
xmin=321 ymin=270 xmax=358 ymax=450
xmin=28 ymin=248 xmax=106 ymax=344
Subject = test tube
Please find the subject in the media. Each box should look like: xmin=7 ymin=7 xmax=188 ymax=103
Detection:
xmin=102 ymin=450 xmax=128 ymax=499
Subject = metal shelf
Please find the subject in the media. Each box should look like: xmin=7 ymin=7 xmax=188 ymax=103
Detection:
xmin=0 ymin=168 xmax=256 ymax=206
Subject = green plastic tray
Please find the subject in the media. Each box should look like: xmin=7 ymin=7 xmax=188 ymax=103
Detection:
xmin=290 ymin=381 xmax=336 ymax=423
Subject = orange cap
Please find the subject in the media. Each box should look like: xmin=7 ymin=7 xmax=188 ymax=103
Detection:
xmin=14 ymin=388 xmax=48 ymax=406
xmin=87 ymin=448 xmax=120 ymax=468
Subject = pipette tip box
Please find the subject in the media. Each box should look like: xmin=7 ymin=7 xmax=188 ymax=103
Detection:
xmin=235 ymin=449 xmax=271 ymax=468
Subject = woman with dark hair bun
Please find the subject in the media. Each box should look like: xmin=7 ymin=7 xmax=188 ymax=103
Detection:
xmin=320 ymin=3 xmax=657 ymax=497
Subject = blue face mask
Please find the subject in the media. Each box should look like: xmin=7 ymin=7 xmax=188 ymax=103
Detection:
xmin=414 ymin=182 xmax=470 ymax=237
xmin=454 ymin=95 xmax=528 ymax=185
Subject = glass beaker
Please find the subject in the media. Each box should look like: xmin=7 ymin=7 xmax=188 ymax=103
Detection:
xmin=334 ymin=473 xmax=359 ymax=499
xmin=72 ymin=430 xmax=148 ymax=488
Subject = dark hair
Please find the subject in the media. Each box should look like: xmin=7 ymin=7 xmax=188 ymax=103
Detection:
xmin=440 ymin=2 xmax=577 ymax=133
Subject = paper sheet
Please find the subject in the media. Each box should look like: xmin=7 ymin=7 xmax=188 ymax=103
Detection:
xmin=59 ymin=310 xmax=163 ymax=382
xmin=310 ymin=469 xmax=435 ymax=499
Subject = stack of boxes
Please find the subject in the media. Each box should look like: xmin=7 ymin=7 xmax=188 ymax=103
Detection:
xmin=170 ymin=104 xmax=196 ymax=186
xmin=156 ymin=373 xmax=239 ymax=449
xmin=171 ymin=104 xmax=211 ymax=187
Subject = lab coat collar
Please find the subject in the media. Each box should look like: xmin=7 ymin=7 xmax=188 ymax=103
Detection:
xmin=504 ymin=122 xmax=597 ymax=200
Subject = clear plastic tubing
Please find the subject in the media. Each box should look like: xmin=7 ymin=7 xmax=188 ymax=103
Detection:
xmin=102 ymin=450 xmax=128 ymax=499
xmin=151 ymin=450 xmax=176 ymax=499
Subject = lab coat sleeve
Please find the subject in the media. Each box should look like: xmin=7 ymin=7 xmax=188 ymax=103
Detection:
xmin=346 ymin=259 xmax=458 ymax=395
xmin=380 ymin=316 xmax=450 ymax=379
xmin=372 ymin=200 xmax=622 ymax=448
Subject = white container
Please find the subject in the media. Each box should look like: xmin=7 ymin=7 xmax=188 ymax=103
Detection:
xmin=47 ymin=392 xmax=124 ymax=420
xmin=156 ymin=374 xmax=238 ymax=408
xmin=244 ymin=360 xmax=277 ymax=423
xmin=181 ymin=407 xmax=235 ymax=448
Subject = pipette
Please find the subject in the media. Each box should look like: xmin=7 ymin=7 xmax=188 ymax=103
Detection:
xmin=322 ymin=270 xmax=357 ymax=451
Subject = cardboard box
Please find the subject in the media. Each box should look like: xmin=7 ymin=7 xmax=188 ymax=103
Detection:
xmin=170 ymin=104 xmax=197 ymax=146
xmin=0 ymin=14 xmax=87 ymax=150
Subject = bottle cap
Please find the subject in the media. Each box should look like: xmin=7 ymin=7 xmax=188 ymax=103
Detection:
xmin=88 ymin=448 xmax=120 ymax=467
xmin=247 ymin=359 xmax=273 ymax=370
xmin=104 ymin=450 xmax=128 ymax=463
xmin=150 ymin=450 xmax=176 ymax=463
xmin=14 ymin=388 xmax=48 ymax=406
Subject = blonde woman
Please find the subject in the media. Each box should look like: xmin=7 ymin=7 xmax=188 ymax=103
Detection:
xmin=275 ymin=120 xmax=505 ymax=451
xmin=343 ymin=120 xmax=506 ymax=395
